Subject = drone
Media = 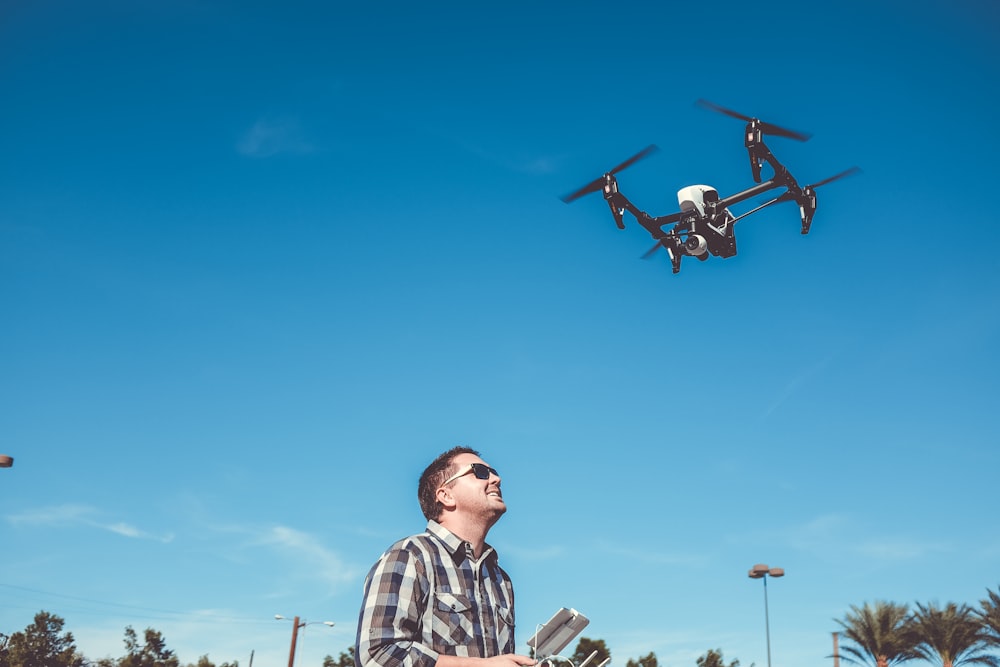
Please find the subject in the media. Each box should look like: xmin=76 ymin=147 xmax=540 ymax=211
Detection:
xmin=561 ymin=100 xmax=860 ymax=274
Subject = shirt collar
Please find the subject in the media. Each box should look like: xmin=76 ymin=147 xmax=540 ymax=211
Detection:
xmin=426 ymin=520 xmax=496 ymax=565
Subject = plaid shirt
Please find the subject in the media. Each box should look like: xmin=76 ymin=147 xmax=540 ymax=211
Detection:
xmin=356 ymin=521 xmax=516 ymax=667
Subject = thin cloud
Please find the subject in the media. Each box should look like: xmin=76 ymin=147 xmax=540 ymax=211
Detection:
xmin=855 ymin=538 xmax=950 ymax=560
xmin=459 ymin=140 xmax=564 ymax=175
xmin=6 ymin=504 xmax=174 ymax=543
xmin=105 ymin=522 xmax=175 ymax=543
xmin=236 ymin=117 xmax=315 ymax=157
xmin=7 ymin=503 xmax=93 ymax=524
xmin=596 ymin=541 xmax=708 ymax=567
xmin=760 ymin=354 xmax=835 ymax=419
xmin=379 ymin=109 xmax=562 ymax=175
xmin=779 ymin=513 xmax=951 ymax=562
xmin=251 ymin=524 xmax=360 ymax=588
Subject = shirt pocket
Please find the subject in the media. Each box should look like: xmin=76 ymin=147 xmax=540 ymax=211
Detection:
xmin=431 ymin=590 xmax=475 ymax=650
xmin=495 ymin=604 xmax=515 ymax=652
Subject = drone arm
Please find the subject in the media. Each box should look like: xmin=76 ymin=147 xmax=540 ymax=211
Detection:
xmin=604 ymin=188 xmax=676 ymax=234
xmin=745 ymin=130 xmax=801 ymax=190
xmin=599 ymin=175 xmax=644 ymax=230
xmin=718 ymin=178 xmax=787 ymax=209
xmin=638 ymin=210 xmax=686 ymax=273
xmin=644 ymin=210 xmax=682 ymax=234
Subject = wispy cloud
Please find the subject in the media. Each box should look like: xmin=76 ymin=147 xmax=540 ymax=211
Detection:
xmin=779 ymin=513 xmax=951 ymax=562
xmin=855 ymin=538 xmax=949 ymax=560
xmin=596 ymin=541 xmax=708 ymax=567
xmin=458 ymin=140 xmax=564 ymax=175
xmin=785 ymin=512 xmax=853 ymax=551
xmin=760 ymin=355 xmax=835 ymax=419
xmin=7 ymin=503 xmax=93 ymax=524
xmin=6 ymin=504 xmax=174 ymax=543
xmin=376 ymin=108 xmax=563 ymax=175
xmin=249 ymin=524 xmax=360 ymax=588
xmin=236 ymin=117 xmax=315 ymax=157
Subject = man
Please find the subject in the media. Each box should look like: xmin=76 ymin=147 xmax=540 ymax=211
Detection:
xmin=356 ymin=447 xmax=535 ymax=667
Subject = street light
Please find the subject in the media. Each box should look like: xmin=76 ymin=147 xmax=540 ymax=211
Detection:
xmin=748 ymin=564 xmax=784 ymax=667
xmin=275 ymin=615 xmax=335 ymax=667
xmin=0 ymin=455 xmax=13 ymax=468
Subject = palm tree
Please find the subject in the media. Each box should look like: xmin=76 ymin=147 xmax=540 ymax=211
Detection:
xmin=979 ymin=587 xmax=1000 ymax=649
xmin=834 ymin=601 xmax=921 ymax=667
xmin=909 ymin=601 xmax=998 ymax=667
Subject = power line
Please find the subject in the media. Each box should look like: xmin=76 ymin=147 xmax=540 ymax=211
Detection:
xmin=0 ymin=583 xmax=276 ymax=626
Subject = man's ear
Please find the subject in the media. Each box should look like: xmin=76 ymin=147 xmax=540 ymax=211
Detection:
xmin=436 ymin=485 xmax=457 ymax=511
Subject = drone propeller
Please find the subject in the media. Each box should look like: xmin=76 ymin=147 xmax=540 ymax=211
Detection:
xmin=806 ymin=166 xmax=862 ymax=189
xmin=640 ymin=231 xmax=684 ymax=260
xmin=695 ymin=99 xmax=812 ymax=142
xmin=560 ymin=144 xmax=660 ymax=203
xmin=641 ymin=242 xmax=664 ymax=260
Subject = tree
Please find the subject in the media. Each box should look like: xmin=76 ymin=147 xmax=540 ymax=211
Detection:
xmin=118 ymin=626 xmax=180 ymax=667
xmin=835 ymin=601 xmax=921 ymax=667
xmin=626 ymin=652 xmax=659 ymax=667
xmin=696 ymin=648 xmax=740 ymax=667
xmin=183 ymin=656 xmax=239 ymax=667
xmin=569 ymin=638 xmax=611 ymax=667
xmin=910 ymin=602 xmax=998 ymax=667
xmin=0 ymin=611 xmax=85 ymax=667
xmin=324 ymin=647 xmax=356 ymax=667
xmin=978 ymin=587 xmax=1000 ymax=648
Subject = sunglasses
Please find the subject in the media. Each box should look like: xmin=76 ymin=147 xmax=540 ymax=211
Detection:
xmin=441 ymin=462 xmax=499 ymax=486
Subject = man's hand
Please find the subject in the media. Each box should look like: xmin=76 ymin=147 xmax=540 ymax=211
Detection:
xmin=483 ymin=655 xmax=536 ymax=667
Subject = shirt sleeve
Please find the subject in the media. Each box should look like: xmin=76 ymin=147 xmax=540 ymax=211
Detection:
xmin=356 ymin=545 xmax=440 ymax=667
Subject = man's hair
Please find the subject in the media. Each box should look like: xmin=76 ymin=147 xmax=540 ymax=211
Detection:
xmin=418 ymin=446 xmax=479 ymax=521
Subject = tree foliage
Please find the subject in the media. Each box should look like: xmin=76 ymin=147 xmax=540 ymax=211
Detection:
xmin=184 ymin=655 xmax=239 ymax=667
xmin=568 ymin=638 xmax=611 ymax=667
xmin=625 ymin=652 xmax=658 ymax=667
xmin=118 ymin=626 xmax=180 ymax=667
xmin=324 ymin=647 xmax=356 ymax=667
xmin=697 ymin=648 xmax=740 ymax=667
xmin=0 ymin=611 xmax=84 ymax=667
xmin=910 ymin=601 xmax=998 ymax=667
xmin=979 ymin=587 xmax=1000 ymax=647
xmin=835 ymin=601 xmax=921 ymax=667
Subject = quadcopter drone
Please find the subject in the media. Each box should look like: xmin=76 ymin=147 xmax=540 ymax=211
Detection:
xmin=561 ymin=100 xmax=860 ymax=274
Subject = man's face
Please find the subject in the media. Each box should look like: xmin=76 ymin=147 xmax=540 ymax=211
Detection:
xmin=445 ymin=452 xmax=506 ymax=520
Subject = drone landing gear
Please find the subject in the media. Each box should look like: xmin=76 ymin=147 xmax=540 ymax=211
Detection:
xmin=600 ymin=174 xmax=626 ymax=229
xmin=798 ymin=186 xmax=817 ymax=234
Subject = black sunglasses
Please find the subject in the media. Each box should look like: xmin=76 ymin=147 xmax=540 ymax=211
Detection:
xmin=441 ymin=462 xmax=499 ymax=486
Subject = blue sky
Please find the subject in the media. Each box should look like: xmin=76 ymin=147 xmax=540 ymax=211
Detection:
xmin=2 ymin=1 xmax=999 ymax=666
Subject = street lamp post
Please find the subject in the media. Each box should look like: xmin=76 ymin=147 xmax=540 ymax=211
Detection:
xmin=748 ymin=564 xmax=784 ymax=667
xmin=275 ymin=615 xmax=334 ymax=667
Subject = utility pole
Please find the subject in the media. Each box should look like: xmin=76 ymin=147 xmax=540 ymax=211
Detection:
xmin=275 ymin=614 xmax=334 ymax=667
xmin=286 ymin=616 xmax=304 ymax=667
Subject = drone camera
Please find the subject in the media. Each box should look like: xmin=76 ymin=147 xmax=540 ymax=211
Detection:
xmin=684 ymin=234 xmax=708 ymax=256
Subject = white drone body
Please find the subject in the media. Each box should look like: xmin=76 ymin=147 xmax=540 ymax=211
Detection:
xmin=674 ymin=185 xmax=737 ymax=258
xmin=676 ymin=184 xmax=719 ymax=216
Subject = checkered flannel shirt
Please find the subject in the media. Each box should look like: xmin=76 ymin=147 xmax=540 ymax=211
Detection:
xmin=356 ymin=521 xmax=516 ymax=667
